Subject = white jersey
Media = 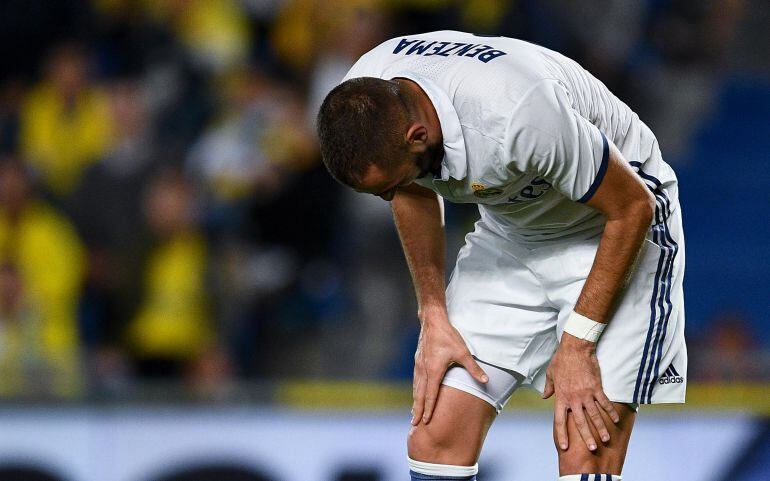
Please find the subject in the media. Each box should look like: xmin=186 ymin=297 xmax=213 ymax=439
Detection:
xmin=343 ymin=30 xmax=678 ymax=245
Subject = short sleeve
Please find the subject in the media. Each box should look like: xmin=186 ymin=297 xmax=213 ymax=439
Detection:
xmin=504 ymin=79 xmax=609 ymax=203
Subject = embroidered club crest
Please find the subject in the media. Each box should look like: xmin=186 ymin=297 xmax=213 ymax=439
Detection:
xmin=471 ymin=182 xmax=503 ymax=198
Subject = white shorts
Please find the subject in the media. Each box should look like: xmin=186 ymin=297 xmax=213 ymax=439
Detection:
xmin=441 ymin=190 xmax=687 ymax=411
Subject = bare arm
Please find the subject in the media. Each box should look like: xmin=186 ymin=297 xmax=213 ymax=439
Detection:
xmin=575 ymin=140 xmax=655 ymax=323
xmin=391 ymin=183 xmax=448 ymax=318
xmin=391 ymin=183 xmax=488 ymax=425
xmin=544 ymin=141 xmax=655 ymax=451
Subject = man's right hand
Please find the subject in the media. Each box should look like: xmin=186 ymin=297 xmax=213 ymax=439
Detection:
xmin=412 ymin=311 xmax=488 ymax=425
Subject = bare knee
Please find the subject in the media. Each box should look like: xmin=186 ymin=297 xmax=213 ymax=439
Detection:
xmin=558 ymin=445 xmax=622 ymax=474
xmin=407 ymin=385 xmax=495 ymax=466
xmin=408 ymin=421 xmax=477 ymax=463
xmin=408 ymin=423 xmax=441 ymax=462
xmin=406 ymin=411 xmax=482 ymax=465
xmin=556 ymin=402 xmax=635 ymax=475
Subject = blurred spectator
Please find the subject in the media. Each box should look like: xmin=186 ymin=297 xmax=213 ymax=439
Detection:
xmin=142 ymin=38 xmax=216 ymax=166
xmin=0 ymin=157 xmax=85 ymax=397
xmin=0 ymin=263 xmax=64 ymax=398
xmin=125 ymin=169 xmax=215 ymax=380
xmin=188 ymin=68 xmax=315 ymax=218
xmin=690 ymin=311 xmax=769 ymax=382
xmin=68 ymin=78 xmax=155 ymax=380
xmin=140 ymin=0 xmax=252 ymax=74
xmin=187 ymin=65 xmax=322 ymax=378
xmin=19 ymin=42 xmax=114 ymax=197
xmin=90 ymin=1 xmax=217 ymax=163
xmin=72 ymin=78 xmax=154 ymax=250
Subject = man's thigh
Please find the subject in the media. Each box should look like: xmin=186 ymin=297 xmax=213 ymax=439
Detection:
xmin=557 ymin=402 xmax=637 ymax=475
xmin=407 ymin=384 xmax=497 ymax=466
xmin=445 ymin=222 xmax=559 ymax=382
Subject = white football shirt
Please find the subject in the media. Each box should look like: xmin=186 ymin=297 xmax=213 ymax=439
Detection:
xmin=343 ymin=30 xmax=678 ymax=245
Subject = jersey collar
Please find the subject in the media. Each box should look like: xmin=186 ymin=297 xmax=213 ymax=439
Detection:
xmin=391 ymin=72 xmax=467 ymax=181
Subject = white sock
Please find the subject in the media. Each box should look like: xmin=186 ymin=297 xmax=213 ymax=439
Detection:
xmin=408 ymin=456 xmax=478 ymax=477
xmin=559 ymin=475 xmax=622 ymax=481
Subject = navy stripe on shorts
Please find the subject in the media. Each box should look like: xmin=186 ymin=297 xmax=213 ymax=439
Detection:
xmin=631 ymin=166 xmax=679 ymax=404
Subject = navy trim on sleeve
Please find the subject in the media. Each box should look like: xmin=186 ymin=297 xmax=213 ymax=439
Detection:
xmin=577 ymin=132 xmax=610 ymax=203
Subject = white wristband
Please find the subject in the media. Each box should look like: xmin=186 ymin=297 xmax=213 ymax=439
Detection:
xmin=563 ymin=310 xmax=605 ymax=342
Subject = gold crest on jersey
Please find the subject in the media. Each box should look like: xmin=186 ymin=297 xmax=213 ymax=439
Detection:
xmin=472 ymin=182 xmax=503 ymax=198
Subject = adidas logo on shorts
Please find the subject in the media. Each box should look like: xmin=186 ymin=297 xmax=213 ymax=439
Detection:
xmin=657 ymin=364 xmax=684 ymax=384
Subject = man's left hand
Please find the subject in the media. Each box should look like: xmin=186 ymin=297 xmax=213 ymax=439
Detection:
xmin=543 ymin=334 xmax=620 ymax=452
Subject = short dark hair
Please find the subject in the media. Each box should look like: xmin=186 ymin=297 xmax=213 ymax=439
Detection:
xmin=316 ymin=77 xmax=410 ymax=187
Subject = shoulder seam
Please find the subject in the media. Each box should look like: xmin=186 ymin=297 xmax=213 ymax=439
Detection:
xmin=458 ymin=123 xmax=504 ymax=147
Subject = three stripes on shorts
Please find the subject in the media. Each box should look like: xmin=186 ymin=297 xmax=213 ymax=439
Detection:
xmin=629 ymin=162 xmax=680 ymax=404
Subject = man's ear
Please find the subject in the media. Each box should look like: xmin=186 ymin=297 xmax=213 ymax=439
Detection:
xmin=405 ymin=123 xmax=428 ymax=148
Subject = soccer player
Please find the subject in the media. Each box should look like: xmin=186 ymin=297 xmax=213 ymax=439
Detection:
xmin=316 ymin=31 xmax=686 ymax=480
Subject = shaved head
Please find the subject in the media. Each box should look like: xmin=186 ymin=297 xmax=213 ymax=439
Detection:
xmin=316 ymin=77 xmax=412 ymax=187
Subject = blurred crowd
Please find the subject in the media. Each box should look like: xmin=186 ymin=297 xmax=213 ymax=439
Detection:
xmin=0 ymin=0 xmax=767 ymax=400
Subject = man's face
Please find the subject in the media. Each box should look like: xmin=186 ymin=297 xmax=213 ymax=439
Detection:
xmin=350 ymin=104 xmax=444 ymax=200
xmin=355 ymin=151 xmax=434 ymax=201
